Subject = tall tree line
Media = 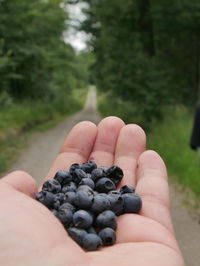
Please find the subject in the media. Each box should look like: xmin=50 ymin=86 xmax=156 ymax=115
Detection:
xmin=79 ymin=0 xmax=200 ymax=125
xmin=0 ymin=0 xmax=89 ymax=105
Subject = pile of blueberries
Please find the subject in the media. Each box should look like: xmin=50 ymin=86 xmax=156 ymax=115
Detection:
xmin=35 ymin=161 xmax=142 ymax=251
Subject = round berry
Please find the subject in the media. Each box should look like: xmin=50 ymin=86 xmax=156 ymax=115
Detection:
xmin=99 ymin=227 xmax=116 ymax=246
xmin=35 ymin=191 xmax=54 ymax=209
xmin=73 ymin=210 xmax=93 ymax=229
xmin=82 ymin=233 xmax=102 ymax=251
xmin=90 ymin=194 xmax=110 ymax=213
xmin=42 ymin=179 xmax=62 ymax=194
xmin=54 ymin=170 xmax=72 ymax=185
xmin=122 ymin=193 xmax=142 ymax=213
xmin=96 ymin=210 xmax=117 ymax=230
xmin=73 ymin=190 xmax=93 ymax=209
xmin=67 ymin=227 xmax=87 ymax=246
xmin=120 ymin=185 xmax=135 ymax=194
xmin=79 ymin=178 xmax=95 ymax=189
xmin=95 ymin=178 xmax=116 ymax=193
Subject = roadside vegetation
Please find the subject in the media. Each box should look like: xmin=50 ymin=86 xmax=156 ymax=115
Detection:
xmin=0 ymin=1 xmax=92 ymax=174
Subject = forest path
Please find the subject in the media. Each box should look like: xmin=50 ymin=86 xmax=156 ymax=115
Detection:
xmin=8 ymin=86 xmax=200 ymax=266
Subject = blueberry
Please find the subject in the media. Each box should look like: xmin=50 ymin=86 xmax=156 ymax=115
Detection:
xmin=107 ymin=192 xmax=124 ymax=216
xmin=95 ymin=178 xmax=116 ymax=193
xmin=77 ymin=185 xmax=94 ymax=196
xmin=42 ymin=179 xmax=62 ymax=194
xmin=67 ymin=227 xmax=87 ymax=246
xmin=79 ymin=178 xmax=95 ymax=189
xmin=120 ymin=185 xmax=135 ymax=194
xmin=73 ymin=210 xmax=93 ymax=229
xmin=96 ymin=210 xmax=117 ymax=230
xmin=73 ymin=169 xmax=87 ymax=184
xmin=58 ymin=208 xmax=73 ymax=227
xmin=62 ymin=182 xmax=77 ymax=193
xmin=106 ymin=165 xmax=123 ymax=185
xmin=90 ymin=194 xmax=110 ymax=213
xmin=35 ymin=191 xmax=54 ymax=209
xmin=53 ymin=193 xmax=65 ymax=209
xmin=91 ymin=168 xmax=106 ymax=183
xmin=98 ymin=227 xmax=116 ymax=246
xmin=54 ymin=170 xmax=72 ymax=185
xmin=80 ymin=161 xmax=97 ymax=174
xmin=59 ymin=202 xmax=76 ymax=213
xmin=69 ymin=163 xmax=81 ymax=175
xmin=73 ymin=190 xmax=93 ymax=209
xmin=82 ymin=233 xmax=102 ymax=251
xmin=122 ymin=193 xmax=142 ymax=213
xmin=63 ymin=191 xmax=76 ymax=204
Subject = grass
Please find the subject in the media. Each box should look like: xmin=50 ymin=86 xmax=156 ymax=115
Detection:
xmin=147 ymin=105 xmax=200 ymax=199
xmin=0 ymin=87 xmax=88 ymax=175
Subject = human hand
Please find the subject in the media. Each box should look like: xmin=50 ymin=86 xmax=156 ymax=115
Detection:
xmin=0 ymin=117 xmax=185 ymax=266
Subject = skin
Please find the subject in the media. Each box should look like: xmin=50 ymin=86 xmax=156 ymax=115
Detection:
xmin=0 ymin=117 xmax=185 ymax=266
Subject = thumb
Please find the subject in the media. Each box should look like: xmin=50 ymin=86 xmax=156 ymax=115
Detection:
xmin=0 ymin=170 xmax=38 ymax=197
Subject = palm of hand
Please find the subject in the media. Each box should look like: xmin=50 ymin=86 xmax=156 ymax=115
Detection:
xmin=0 ymin=117 xmax=184 ymax=266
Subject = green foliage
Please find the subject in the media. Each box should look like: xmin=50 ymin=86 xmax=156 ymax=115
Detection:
xmin=0 ymin=0 xmax=91 ymax=102
xmin=148 ymin=106 xmax=200 ymax=198
xmin=81 ymin=0 xmax=200 ymax=128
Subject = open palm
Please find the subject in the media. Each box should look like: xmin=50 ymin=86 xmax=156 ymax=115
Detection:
xmin=0 ymin=117 xmax=185 ymax=266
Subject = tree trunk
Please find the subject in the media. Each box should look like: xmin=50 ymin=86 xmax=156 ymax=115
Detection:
xmin=137 ymin=0 xmax=155 ymax=57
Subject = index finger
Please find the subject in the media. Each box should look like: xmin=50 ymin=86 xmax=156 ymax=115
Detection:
xmin=41 ymin=121 xmax=97 ymax=184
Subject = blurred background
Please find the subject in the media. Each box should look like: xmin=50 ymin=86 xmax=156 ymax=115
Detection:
xmin=1 ymin=0 xmax=200 ymax=202
xmin=1 ymin=1 xmax=200 ymax=264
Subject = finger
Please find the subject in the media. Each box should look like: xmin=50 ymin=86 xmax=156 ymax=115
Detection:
xmin=116 ymin=214 xmax=180 ymax=253
xmin=89 ymin=117 xmax=125 ymax=166
xmin=114 ymin=124 xmax=146 ymax=187
xmin=43 ymin=121 xmax=97 ymax=182
xmin=136 ymin=150 xmax=174 ymax=232
xmin=0 ymin=170 xmax=37 ymax=197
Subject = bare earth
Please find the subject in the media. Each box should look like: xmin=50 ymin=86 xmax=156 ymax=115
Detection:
xmin=6 ymin=87 xmax=200 ymax=266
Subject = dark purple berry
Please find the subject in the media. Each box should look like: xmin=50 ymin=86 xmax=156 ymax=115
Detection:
xmin=96 ymin=210 xmax=117 ymax=230
xmin=99 ymin=227 xmax=116 ymax=246
xmin=107 ymin=192 xmax=124 ymax=216
xmin=82 ymin=233 xmax=102 ymax=251
xmin=58 ymin=208 xmax=73 ymax=227
xmin=62 ymin=182 xmax=77 ymax=193
xmin=120 ymin=185 xmax=135 ymax=194
xmin=73 ymin=210 xmax=93 ymax=229
xmin=63 ymin=191 xmax=76 ymax=204
xmin=35 ymin=191 xmax=54 ymax=209
xmin=77 ymin=185 xmax=94 ymax=196
xmin=67 ymin=227 xmax=87 ymax=246
xmin=91 ymin=168 xmax=106 ymax=183
xmin=59 ymin=202 xmax=76 ymax=213
xmin=73 ymin=190 xmax=93 ymax=209
xmin=106 ymin=165 xmax=123 ymax=185
xmin=69 ymin=163 xmax=81 ymax=175
xmin=73 ymin=169 xmax=87 ymax=184
xmin=122 ymin=193 xmax=142 ymax=213
xmin=80 ymin=161 xmax=97 ymax=174
xmin=54 ymin=170 xmax=72 ymax=185
xmin=53 ymin=193 xmax=65 ymax=209
xmin=79 ymin=178 xmax=95 ymax=189
xmin=91 ymin=194 xmax=110 ymax=213
xmin=42 ymin=179 xmax=62 ymax=194
xmin=95 ymin=178 xmax=116 ymax=193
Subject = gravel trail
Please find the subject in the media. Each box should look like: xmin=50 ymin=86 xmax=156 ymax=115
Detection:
xmin=6 ymin=86 xmax=200 ymax=266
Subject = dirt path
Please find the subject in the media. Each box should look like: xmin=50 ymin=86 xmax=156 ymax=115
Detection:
xmin=7 ymin=87 xmax=200 ymax=266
